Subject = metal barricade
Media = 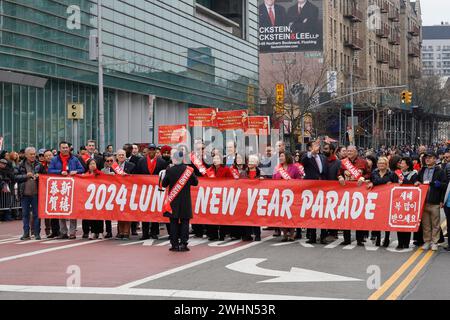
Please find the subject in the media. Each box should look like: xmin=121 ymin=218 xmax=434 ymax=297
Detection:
xmin=0 ymin=182 xmax=22 ymax=215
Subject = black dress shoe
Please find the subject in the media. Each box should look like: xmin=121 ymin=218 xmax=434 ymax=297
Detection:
xmin=150 ymin=234 xmax=159 ymax=240
xmin=357 ymin=241 xmax=364 ymax=246
xmin=396 ymin=244 xmax=404 ymax=250
xmin=179 ymin=244 xmax=190 ymax=252
xmin=320 ymin=239 xmax=328 ymax=245
xmin=306 ymin=239 xmax=317 ymax=244
xmin=375 ymin=239 xmax=381 ymax=247
xmin=104 ymin=233 xmax=112 ymax=239
xmin=382 ymin=240 xmax=390 ymax=247
xmin=47 ymin=234 xmax=57 ymax=239
xmin=208 ymin=237 xmax=219 ymax=241
xmin=82 ymin=233 xmax=89 ymax=239
xmin=169 ymin=246 xmax=179 ymax=252
xmin=340 ymin=240 xmax=351 ymax=245
xmin=139 ymin=235 xmax=150 ymax=240
xmin=194 ymin=234 xmax=204 ymax=238
xmin=242 ymin=236 xmax=253 ymax=241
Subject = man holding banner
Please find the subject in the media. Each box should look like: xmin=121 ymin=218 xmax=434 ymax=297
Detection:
xmin=162 ymin=149 xmax=198 ymax=252
xmin=135 ymin=143 xmax=169 ymax=240
xmin=337 ymin=145 xmax=370 ymax=246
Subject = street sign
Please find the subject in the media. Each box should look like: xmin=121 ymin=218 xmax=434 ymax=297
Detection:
xmin=67 ymin=103 xmax=84 ymax=119
xmin=275 ymin=83 xmax=284 ymax=114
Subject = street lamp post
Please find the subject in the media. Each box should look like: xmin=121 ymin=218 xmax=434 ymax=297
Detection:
xmin=97 ymin=0 xmax=105 ymax=153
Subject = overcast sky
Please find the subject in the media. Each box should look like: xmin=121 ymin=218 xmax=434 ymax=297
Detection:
xmin=420 ymin=0 xmax=450 ymax=26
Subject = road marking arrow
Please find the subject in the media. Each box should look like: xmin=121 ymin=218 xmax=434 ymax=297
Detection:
xmin=226 ymin=258 xmax=363 ymax=283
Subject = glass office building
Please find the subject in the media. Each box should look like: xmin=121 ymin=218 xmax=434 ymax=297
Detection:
xmin=0 ymin=0 xmax=259 ymax=151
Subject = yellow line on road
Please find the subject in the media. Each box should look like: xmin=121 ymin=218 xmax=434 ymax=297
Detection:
xmin=386 ymin=250 xmax=434 ymax=300
xmin=367 ymin=249 xmax=423 ymax=300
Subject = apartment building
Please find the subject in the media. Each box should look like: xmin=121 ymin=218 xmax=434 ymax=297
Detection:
xmin=422 ymin=23 xmax=450 ymax=77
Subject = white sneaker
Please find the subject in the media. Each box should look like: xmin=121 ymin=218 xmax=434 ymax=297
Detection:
xmin=98 ymin=233 xmax=104 ymax=240
xmin=422 ymin=242 xmax=431 ymax=250
xmin=431 ymin=244 xmax=439 ymax=251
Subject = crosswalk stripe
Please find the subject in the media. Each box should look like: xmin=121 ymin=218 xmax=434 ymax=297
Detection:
xmin=342 ymin=240 xmax=357 ymax=250
xmin=324 ymin=237 xmax=344 ymax=249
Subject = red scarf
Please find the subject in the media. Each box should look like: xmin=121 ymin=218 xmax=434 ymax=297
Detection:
xmin=248 ymin=169 xmax=257 ymax=179
xmin=41 ymin=161 xmax=48 ymax=172
xmin=230 ymin=166 xmax=240 ymax=179
xmin=327 ymin=155 xmax=337 ymax=163
xmin=147 ymin=155 xmax=157 ymax=175
xmin=60 ymin=153 xmax=70 ymax=172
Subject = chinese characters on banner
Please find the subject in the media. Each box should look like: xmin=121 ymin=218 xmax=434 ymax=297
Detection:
xmin=188 ymin=108 xmax=218 ymax=127
xmin=158 ymin=124 xmax=187 ymax=145
xmin=217 ymin=110 xmax=249 ymax=131
xmin=246 ymin=116 xmax=270 ymax=135
xmin=45 ymin=177 xmax=74 ymax=215
xmin=389 ymin=187 xmax=422 ymax=229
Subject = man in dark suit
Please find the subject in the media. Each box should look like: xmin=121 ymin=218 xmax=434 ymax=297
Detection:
xmin=124 ymin=143 xmax=141 ymax=166
xmin=80 ymin=140 xmax=104 ymax=171
xmin=259 ymin=0 xmax=287 ymax=28
xmin=287 ymin=0 xmax=319 ymax=34
xmin=301 ymin=139 xmax=329 ymax=244
xmin=162 ymin=149 xmax=199 ymax=252
xmin=135 ymin=143 xmax=168 ymax=240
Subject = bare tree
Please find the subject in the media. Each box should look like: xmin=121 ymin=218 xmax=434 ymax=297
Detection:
xmin=259 ymin=53 xmax=331 ymax=151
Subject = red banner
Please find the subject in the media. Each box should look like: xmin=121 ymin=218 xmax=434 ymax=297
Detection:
xmin=38 ymin=175 xmax=429 ymax=232
xmin=188 ymin=108 xmax=218 ymax=127
xmin=158 ymin=125 xmax=187 ymax=145
xmin=245 ymin=116 xmax=270 ymax=135
xmin=217 ymin=110 xmax=249 ymax=131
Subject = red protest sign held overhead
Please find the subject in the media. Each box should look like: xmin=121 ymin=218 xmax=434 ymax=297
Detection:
xmin=188 ymin=108 xmax=218 ymax=127
xmin=158 ymin=125 xmax=187 ymax=145
xmin=217 ymin=109 xmax=249 ymax=131
xmin=246 ymin=116 xmax=270 ymax=135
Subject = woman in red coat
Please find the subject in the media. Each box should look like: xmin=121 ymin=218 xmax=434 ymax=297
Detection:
xmin=206 ymin=154 xmax=233 ymax=241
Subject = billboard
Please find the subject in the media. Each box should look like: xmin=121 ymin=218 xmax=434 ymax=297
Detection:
xmin=258 ymin=0 xmax=323 ymax=53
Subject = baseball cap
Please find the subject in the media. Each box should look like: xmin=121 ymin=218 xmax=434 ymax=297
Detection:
xmin=148 ymin=143 xmax=157 ymax=149
xmin=424 ymin=150 xmax=437 ymax=158
xmin=38 ymin=148 xmax=46 ymax=155
xmin=0 ymin=159 xmax=8 ymax=165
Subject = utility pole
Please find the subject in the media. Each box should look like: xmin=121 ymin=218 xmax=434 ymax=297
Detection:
xmin=349 ymin=52 xmax=355 ymax=146
xmin=97 ymin=0 xmax=105 ymax=152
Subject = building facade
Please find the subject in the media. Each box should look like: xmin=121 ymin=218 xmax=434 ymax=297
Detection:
xmin=0 ymin=0 xmax=259 ymax=151
xmin=422 ymin=24 xmax=450 ymax=77
xmin=259 ymin=0 xmax=423 ymax=148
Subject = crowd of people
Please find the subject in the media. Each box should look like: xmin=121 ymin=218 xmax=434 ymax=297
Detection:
xmin=1 ymin=138 xmax=450 ymax=252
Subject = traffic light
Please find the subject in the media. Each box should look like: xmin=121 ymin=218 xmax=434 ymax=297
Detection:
xmin=67 ymin=103 xmax=84 ymax=119
xmin=401 ymin=91 xmax=407 ymax=104
xmin=405 ymin=91 xmax=412 ymax=104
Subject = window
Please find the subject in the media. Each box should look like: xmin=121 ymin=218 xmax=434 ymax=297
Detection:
xmin=195 ymin=0 xmax=246 ymax=39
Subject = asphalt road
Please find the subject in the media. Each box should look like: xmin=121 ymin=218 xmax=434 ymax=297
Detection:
xmin=0 ymin=219 xmax=449 ymax=300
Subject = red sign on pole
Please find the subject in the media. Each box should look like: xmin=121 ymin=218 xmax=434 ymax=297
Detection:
xmin=188 ymin=108 xmax=218 ymax=127
xmin=217 ymin=110 xmax=249 ymax=131
xmin=245 ymin=116 xmax=270 ymax=135
xmin=158 ymin=125 xmax=187 ymax=145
